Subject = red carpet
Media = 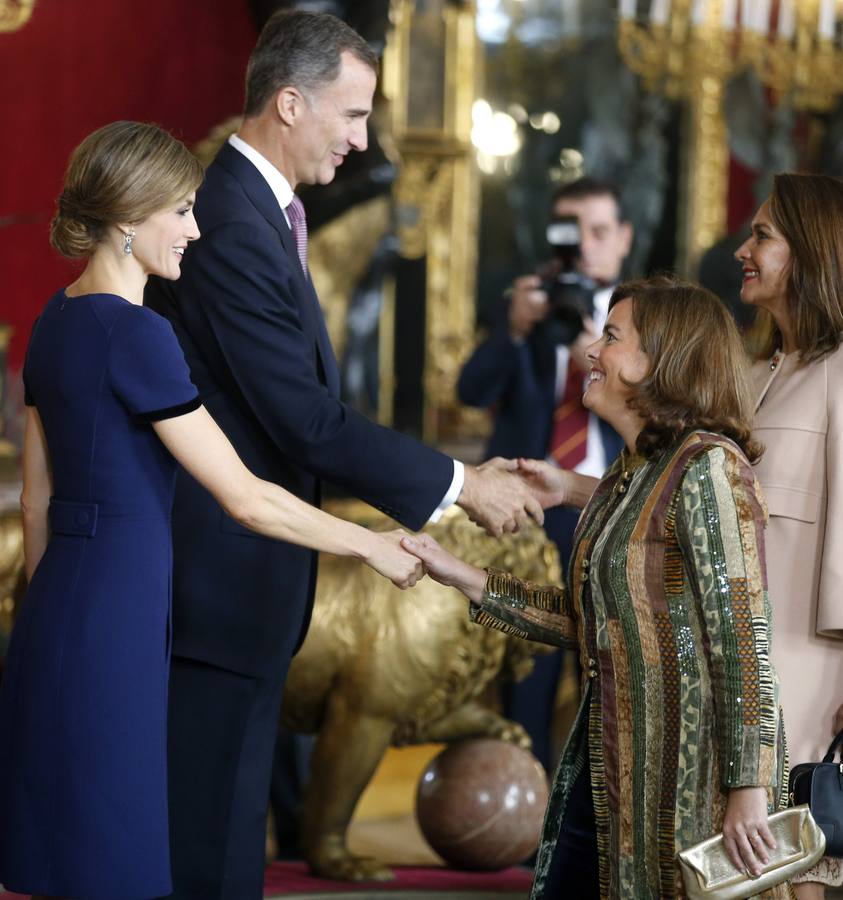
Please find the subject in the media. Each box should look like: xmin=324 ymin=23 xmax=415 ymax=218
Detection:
xmin=1 ymin=862 xmax=533 ymax=897
xmin=264 ymin=861 xmax=532 ymax=892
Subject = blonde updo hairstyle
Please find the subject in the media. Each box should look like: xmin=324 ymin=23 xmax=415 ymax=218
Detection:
xmin=51 ymin=121 xmax=204 ymax=259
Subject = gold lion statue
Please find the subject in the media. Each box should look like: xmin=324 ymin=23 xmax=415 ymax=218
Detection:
xmin=281 ymin=504 xmax=561 ymax=881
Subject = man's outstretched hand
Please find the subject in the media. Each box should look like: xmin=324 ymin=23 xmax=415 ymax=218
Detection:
xmin=457 ymin=457 xmax=544 ymax=537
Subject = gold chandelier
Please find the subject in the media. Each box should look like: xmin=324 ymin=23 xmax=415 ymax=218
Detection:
xmin=617 ymin=0 xmax=843 ymax=270
xmin=618 ymin=0 xmax=843 ymax=112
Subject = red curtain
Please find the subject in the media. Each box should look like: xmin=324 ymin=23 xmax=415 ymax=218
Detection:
xmin=0 ymin=0 xmax=257 ymax=370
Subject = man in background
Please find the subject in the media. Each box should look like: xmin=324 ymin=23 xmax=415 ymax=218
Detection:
xmin=458 ymin=177 xmax=632 ymax=771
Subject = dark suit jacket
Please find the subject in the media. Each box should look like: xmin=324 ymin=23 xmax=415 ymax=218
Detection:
xmin=457 ymin=318 xmax=623 ymax=466
xmin=146 ymin=142 xmax=453 ymax=678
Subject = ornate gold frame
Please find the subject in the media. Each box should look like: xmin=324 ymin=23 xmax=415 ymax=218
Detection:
xmin=0 ymin=0 xmax=35 ymax=32
xmin=383 ymin=0 xmax=479 ymax=441
xmin=678 ymin=85 xmax=729 ymax=275
xmin=617 ymin=14 xmax=730 ymax=274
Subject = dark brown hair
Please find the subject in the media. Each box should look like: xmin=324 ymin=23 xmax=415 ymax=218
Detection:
xmin=244 ymin=10 xmax=378 ymax=118
xmin=51 ymin=121 xmax=203 ymax=259
xmin=610 ymin=276 xmax=762 ymax=462
xmin=551 ymin=176 xmax=626 ymax=222
xmin=755 ymin=172 xmax=843 ymax=363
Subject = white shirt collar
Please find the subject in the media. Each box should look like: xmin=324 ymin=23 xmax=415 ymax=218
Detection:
xmin=593 ymin=285 xmax=613 ymax=322
xmin=228 ymin=134 xmax=294 ymax=218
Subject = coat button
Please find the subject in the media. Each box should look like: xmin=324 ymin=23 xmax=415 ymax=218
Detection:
xmin=76 ymin=511 xmax=90 ymax=526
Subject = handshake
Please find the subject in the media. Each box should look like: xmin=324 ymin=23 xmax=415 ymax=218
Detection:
xmin=457 ymin=455 xmax=576 ymax=536
xmin=367 ymin=458 xmax=598 ymax=590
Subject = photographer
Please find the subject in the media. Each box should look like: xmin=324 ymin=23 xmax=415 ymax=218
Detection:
xmin=458 ymin=177 xmax=632 ymax=771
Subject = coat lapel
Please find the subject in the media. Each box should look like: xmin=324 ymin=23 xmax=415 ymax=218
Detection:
xmin=753 ymin=352 xmax=785 ymax=411
xmin=214 ymin=143 xmax=341 ymax=399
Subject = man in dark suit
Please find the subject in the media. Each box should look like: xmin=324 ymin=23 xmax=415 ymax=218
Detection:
xmin=146 ymin=10 xmax=543 ymax=899
xmin=457 ymin=178 xmax=631 ymax=772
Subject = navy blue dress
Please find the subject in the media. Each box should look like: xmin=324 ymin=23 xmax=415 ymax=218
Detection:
xmin=0 ymin=290 xmax=200 ymax=899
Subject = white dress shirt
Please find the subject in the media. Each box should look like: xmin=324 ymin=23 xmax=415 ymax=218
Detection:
xmin=549 ymin=285 xmax=613 ymax=479
xmin=227 ymin=134 xmax=463 ymax=521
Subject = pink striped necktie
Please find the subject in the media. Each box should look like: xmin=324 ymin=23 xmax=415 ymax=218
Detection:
xmin=286 ymin=194 xmax=308 ymax=277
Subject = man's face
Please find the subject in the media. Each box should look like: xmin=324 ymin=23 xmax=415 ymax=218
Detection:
xmin=288 ymin=51 xmax=376 ymax=187
xmin=553 ymin=194 xmax=632 ymax=287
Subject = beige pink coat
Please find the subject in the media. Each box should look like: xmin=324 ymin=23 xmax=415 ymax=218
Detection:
xmin=752 ymin=347 xmax=843 ymax=766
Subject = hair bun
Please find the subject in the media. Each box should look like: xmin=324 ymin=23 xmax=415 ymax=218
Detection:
xmin=50 ymin=199 xmax=99 ymax=259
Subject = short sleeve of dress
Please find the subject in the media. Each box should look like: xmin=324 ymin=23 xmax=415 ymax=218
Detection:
xmin=109 ymin=306 xmax=200 ymax=423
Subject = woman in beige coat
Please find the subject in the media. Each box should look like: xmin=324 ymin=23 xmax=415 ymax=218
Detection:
xmin=735 ymin=172 xmax=843 ymax=898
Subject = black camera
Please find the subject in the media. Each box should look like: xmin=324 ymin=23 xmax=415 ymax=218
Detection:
xmin=541 ymin=216 xmax=595 ymax=346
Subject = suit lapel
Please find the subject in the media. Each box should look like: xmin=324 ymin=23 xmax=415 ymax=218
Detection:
xmin=293 ymin=260 xmax=341 ymax=399
xmin=214 ymin=143 xmax=341 ymax=399
xmin=215 ymin=143 xmax=289 ymax=243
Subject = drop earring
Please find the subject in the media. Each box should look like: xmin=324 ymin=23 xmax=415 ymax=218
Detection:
xmin=123 ymin=227 xmax=135 ymax=256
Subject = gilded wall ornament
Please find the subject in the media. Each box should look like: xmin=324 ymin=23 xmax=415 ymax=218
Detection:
xmin=0 ymin=0 xmax=36 ymax=33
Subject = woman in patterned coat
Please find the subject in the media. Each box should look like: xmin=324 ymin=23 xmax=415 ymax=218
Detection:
xmin=404 ymin=277 xmax=789 ymax=899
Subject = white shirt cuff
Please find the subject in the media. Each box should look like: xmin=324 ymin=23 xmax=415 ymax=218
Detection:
xmin=427 ymin=460 xmax=465 ymax=524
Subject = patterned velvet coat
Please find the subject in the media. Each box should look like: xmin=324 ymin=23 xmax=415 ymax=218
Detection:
xmin=473 ymin=432 xmax=788 ymax=899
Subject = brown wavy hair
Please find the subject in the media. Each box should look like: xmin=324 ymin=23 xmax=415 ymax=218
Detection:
xmin=610 ymin=276 xmax=762 ymax=462
xmin=752 ymin=172 xmax=843 ymax=364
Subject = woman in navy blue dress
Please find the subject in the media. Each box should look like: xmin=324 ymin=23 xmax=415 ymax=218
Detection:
xmin=0 ymin=121 xmax=423 ymax=900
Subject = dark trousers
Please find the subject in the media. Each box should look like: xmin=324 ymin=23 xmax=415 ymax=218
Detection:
xmin=542 ymin=750 xmax=599 ymax=898
xmin=269 ymin=729 xmax=314 ymax=859
xmin=164 ymin=655 xmax=288 ymax=900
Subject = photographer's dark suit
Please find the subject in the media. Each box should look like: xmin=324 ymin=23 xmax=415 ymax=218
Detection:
xmin=146 ymin=141 xmax=453 ymax=897
xmin=458 ymin=301 xmax=622 ymax=771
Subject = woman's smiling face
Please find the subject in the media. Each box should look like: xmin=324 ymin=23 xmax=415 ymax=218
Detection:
xmin=582 ymin=297 xmax=650 ymax=439
xmin=129 ymin=193 xmax=199 ymax=281
xmin=734 ymin=199 xmax=792 ymax=318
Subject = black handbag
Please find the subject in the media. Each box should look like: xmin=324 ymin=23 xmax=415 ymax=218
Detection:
xmin=791 ymin=729 xmax=843 ymax=857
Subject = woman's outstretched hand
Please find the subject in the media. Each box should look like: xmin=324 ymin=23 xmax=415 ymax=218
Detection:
xmin=366 ymin=529 xmax=426 ymax=589
xmin=516 ymin=458 xmax=599 ymax=511
xmin=400 ymin=533 xmax=486 ymax=605
xmin=721 ymin=786 xmax=776 ymax=877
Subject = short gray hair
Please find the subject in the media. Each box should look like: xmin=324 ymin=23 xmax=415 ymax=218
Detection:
xmin=244 ymin=10 xmax=378 ymax=117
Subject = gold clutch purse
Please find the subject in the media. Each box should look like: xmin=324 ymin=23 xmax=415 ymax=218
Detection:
xmin=677 ymin=804 xmax=826 ymax=900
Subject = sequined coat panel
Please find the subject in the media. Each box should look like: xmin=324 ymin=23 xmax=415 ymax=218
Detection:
xmin=472 ymin=432 xmax=789 ymax=899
